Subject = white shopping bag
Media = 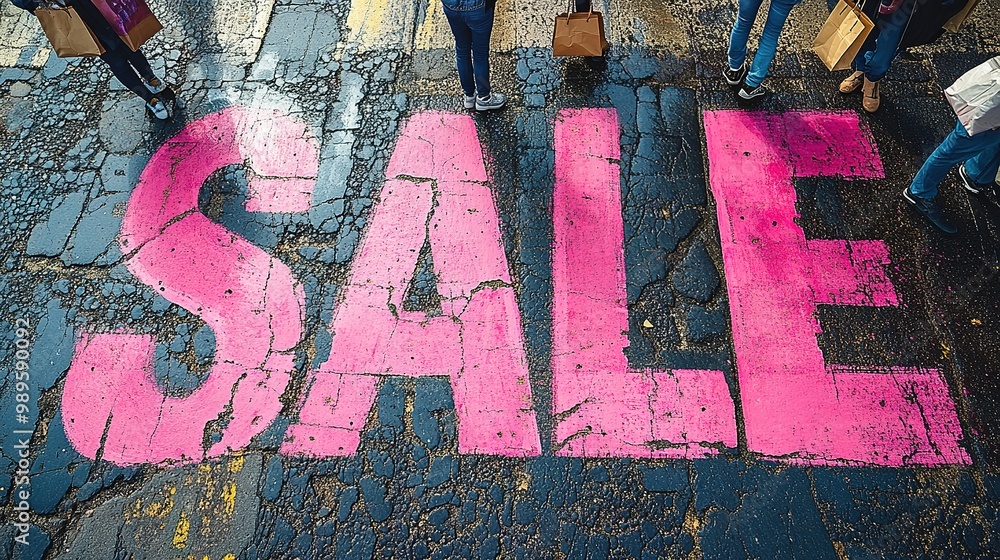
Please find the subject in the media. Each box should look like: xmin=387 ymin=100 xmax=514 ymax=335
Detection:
xmin=945 ymin=56 xmax=1000 ymax=136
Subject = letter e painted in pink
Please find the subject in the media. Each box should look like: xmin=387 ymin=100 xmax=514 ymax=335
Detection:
xmin=551 ymin=108 xmax=737 ymax=458
xmin=62 ymin=107 xmax=318 ymax=466
xmin=281 ymin=112 xmax=541 ymax=458
xmin=702 ymin=110 xmax=969 ymax=466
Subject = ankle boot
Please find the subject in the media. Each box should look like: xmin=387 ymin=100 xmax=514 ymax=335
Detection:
xmin=839 ymin=71 xmax=864 ymax=94
xmin=862 ymin=78 xmax=881 ymax=113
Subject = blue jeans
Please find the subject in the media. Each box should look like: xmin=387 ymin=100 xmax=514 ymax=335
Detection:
xmin=727 ymin=0 xmax=798 ymax=88
xmin=909 ymin=120 xmax=1000 ymax=199
xmin=853 ymin=15 xmax=907 ymax=82
xmin=443 ymin=6 xmax=494 ymax=98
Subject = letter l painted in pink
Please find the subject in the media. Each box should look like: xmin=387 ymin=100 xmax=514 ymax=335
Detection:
xmin=551 ymin=108 xmax=738 ymax=458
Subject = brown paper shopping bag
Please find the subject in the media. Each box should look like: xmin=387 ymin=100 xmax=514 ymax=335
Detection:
xmin=552 ymin=3 xmax=609 ymax=57
xmin=813 ymin=0 xmax=873 ymax=71
xmin=943 ymin=0 xmax=979 ymax=33
xmin=35 ymin=6 xmax=105 ymax=58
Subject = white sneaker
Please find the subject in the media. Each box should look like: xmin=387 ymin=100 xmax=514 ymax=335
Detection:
xmin=463 ymin=93 xmax=476 ymax=110
xmin=146 ymin=97 xmax=169 ymax=120
xmin=475 ymin=92 xmax=506 ymax=111
xmin=737 ymin=82 xmax=767 ymax=100
xmin=959 ymin=164 xmax=993 ymax=195
xmin=143 ymin=76 xmax=166 ymax=94
xmin=722 ymin=62 xmax=747 ymax=86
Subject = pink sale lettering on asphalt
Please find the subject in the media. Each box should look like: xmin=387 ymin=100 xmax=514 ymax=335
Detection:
xmin=60 ymin=107 xmax=967 ymax=468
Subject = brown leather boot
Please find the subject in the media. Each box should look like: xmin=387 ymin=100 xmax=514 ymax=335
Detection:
xmin=839 ymin=71 xmax=864 ymax=94
xmin=862 ymin=78 xmax=881 ymax=113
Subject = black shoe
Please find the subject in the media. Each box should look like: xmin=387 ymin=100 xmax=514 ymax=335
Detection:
xmin=958 ymin=164 xmax=993 ymax=195
xmin=738 ymin=81 xmax=767 ymax=100
xmin=723 ymin=62 xmax=748 ymax=86
xmin=903 ymin=187 xmax=957 ymax=234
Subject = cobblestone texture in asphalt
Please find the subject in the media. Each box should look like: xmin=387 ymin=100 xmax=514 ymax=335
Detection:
xmin=1 ymin=0 xmax=1000 ymax=558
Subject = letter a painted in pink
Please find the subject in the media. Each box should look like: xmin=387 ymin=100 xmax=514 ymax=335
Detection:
xmin=551 ymin=108 xmax=737 ymax=458
xmin=62 ymin=107 xmax=318 ymax=466
xmin=281 ymin=112 xmax=541 ymax=457
xmin=703 ymin=110 xmax=969 ymax=466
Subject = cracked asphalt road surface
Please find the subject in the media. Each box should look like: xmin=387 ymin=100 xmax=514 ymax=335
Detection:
xmin=1 ymin=0 xmax=1000 ymax=558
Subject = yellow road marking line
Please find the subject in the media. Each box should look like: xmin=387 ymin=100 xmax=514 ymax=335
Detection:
xmin=414 ymin=0 xmax=451 ymax=51
xmin=173 ymin=511 xmax=190 ymax=549
xmin=346 ymin=0 xmax=419 ymax=52
xmin=221 ymin=482 xmax=237 ymax=516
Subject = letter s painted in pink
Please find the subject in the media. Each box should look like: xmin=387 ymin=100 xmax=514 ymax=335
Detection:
xmin=61 ymin=107 xmax=318 ymax=465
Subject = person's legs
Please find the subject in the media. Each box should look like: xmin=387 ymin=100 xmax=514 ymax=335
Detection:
xmin=443 ymin=7 xmax=476 ymax=97
xmin=853 ymin=51 xmax=870 ymax=74
xmin=855 ymin=15 xmax=908 ymax=112
xmin=744 ymin=0 xmax=795 ymax=88
xmin=99 ymin=48 xmax=153 ymax=102
xmin=964 ymin=134 xmax=1000 ymax=186
xmin=860 ymin=16 xmax=907 ymax=82
xmin=464 ymin=7 xmax=495 ymax=99
xmin=122 ymin=47 xmax=156 ymax=82
xmin=574 ymin=0 xmax=590 ymax=11
xmin=727 ymin=0 xmax=765 ymax=71
xmin=909 ymin=121 xmax=1000 ymax=199
xmin=852 ymin=27 xmax=879 ymax=75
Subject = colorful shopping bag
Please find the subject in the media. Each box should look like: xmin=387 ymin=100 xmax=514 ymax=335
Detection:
xmin=35 ymin=6 xmax=105 ymax=58
xmin=813 ymin=0 xmax=874 ymax=71
xmin=91 ymin=0 xmax=162 ymax=51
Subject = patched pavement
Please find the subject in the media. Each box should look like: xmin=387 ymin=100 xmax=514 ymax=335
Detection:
xmin=2 ymin=0 xmax=1000 ymax=558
